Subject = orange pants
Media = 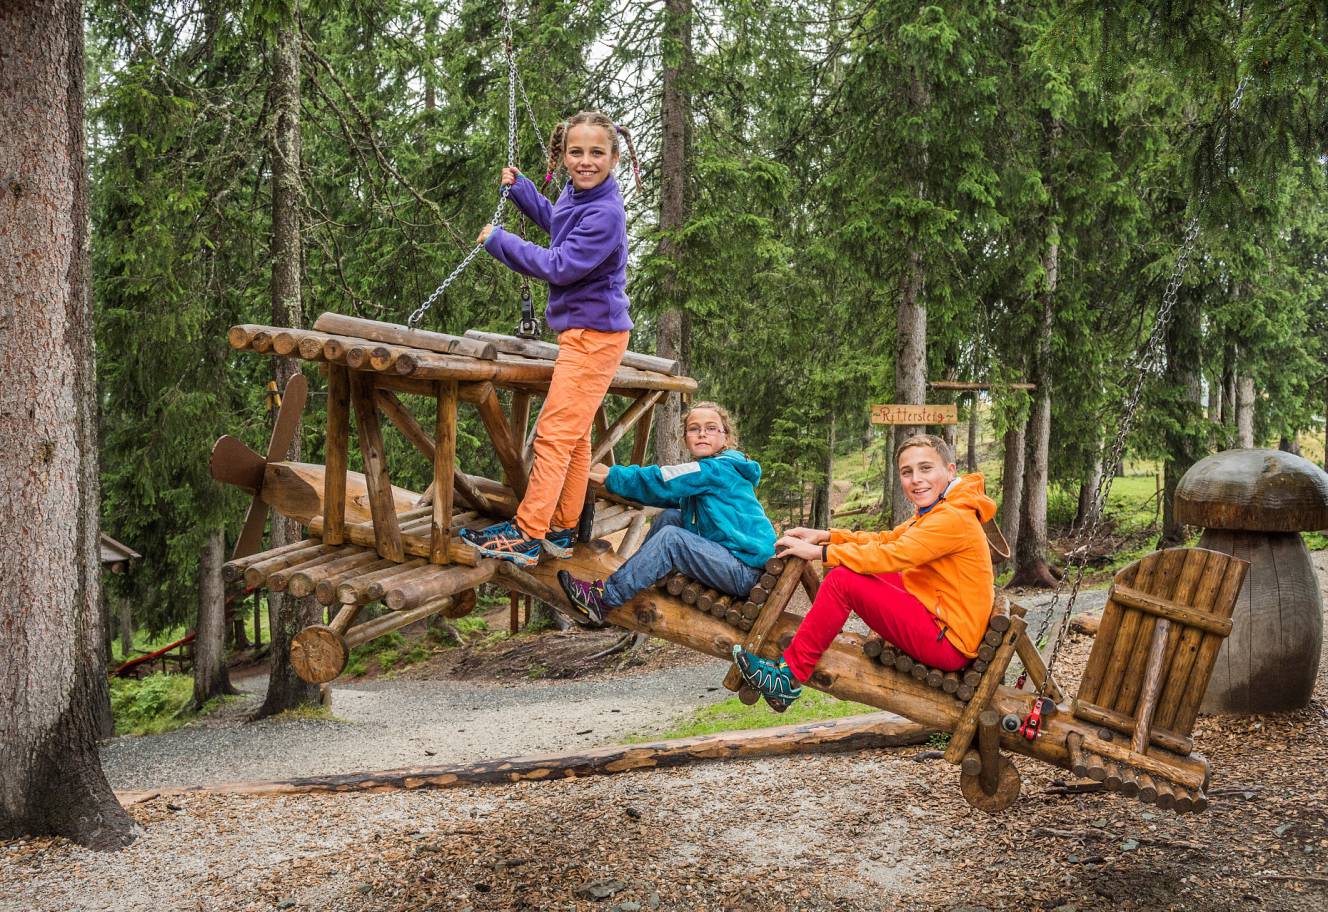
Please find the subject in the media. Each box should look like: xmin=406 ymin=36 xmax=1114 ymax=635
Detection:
xmin=515 ymin=328 xmax=630 ymax=540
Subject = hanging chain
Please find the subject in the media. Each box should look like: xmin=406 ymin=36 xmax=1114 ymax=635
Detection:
xmin=408 ymin=0 xmax=522 ymax=329
xmin=1027 ymin=76 xmax=1250 ymax=698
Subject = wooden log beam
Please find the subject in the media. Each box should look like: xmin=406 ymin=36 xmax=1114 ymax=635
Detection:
xmin=432 ymin=381 xmax=458 ymax=563
xmin=314 ymin=312 xmax=497 ymax=360
xmin=463 ymin=329 xmax=681 ymax=376
xmin=323 ymin=364 xmax=350 ymax=545
xmin=473 ymin=383 xmax=529 ymax=500
xmin=1131 ymin=618 xmax=1172 ymax=754
xmin=943 ymin=615 xmax=1026 ymax=765
xmin=978 ymin=710 xmax=1001 ymax=795
xmin=287 ymin=549 xmax=377 ymax=598
xmin=307 ymin=514 xmax=477 ymax=569
xmin=722 ymin=559 xmax=805 ymax=692
xmin=383 ymin=561 xmax=498 ymax=612
xmin=115 ymin=711 xmax=929 ymax=801
xmin=591 ymin=391 xmax=665 ymax=466
xmin=350 ymin=373 xmax=404 ymax=562
xmin=1068 ymin=699 xmax=1193 ymax=756
xmin=223 ymin=538 xmax=320 ymax=583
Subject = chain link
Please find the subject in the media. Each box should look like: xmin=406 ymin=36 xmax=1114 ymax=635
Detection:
xmin=1028 ymin=76 xmax=1250 ymax=697
xmin=409 ymin=0 xmax=523 ymax=329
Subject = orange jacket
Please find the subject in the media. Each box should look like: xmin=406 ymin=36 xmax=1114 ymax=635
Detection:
xmin=824 ymin=473 xmax=996 ymax=658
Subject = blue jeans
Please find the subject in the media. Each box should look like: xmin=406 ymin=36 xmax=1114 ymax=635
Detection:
xmin=603 ymin=509 xmax=761 ymax=607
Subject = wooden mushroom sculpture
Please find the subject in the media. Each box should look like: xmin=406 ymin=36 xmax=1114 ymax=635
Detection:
xmin=1175 ymin=449 xmax=1328 ymax=713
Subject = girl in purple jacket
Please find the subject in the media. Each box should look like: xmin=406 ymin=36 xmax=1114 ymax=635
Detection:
xmin=463 ymin=111 xmax=643 ymax=568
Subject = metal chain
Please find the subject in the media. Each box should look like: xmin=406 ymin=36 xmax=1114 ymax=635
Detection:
xmin=1028 ymin=76 xmax=1250 ymax=697
xmin=409 ymin=0 xmax=522 ymax=328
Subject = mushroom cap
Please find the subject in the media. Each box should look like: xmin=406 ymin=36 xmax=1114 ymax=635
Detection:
xmin=1175 ymin=448 xmax=1328 ymax=532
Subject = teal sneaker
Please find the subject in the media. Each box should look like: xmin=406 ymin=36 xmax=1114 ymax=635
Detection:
xmin=543 ymin=526 xmax=577 ymax=559
xmin=471 ymin=524 xmax=542 ymax=568
xmin=732 ymin=645 xmax=802 ymax=706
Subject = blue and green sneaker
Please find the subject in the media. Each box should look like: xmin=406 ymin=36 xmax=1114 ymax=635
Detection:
xmin=467 ymin=522 xmax=542 ymax=568
xmin=543 ymin=526 xmax=577 ymax=559
xmin=732 ymin=645 xmax=802 ymax=708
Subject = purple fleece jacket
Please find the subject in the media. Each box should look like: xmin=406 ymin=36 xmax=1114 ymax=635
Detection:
xmin=483 ymin=173 xmax=632 ymax=333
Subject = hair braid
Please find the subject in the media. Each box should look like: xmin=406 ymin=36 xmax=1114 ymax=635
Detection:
xmin=545 ymin=121 xmax=568 ymax=185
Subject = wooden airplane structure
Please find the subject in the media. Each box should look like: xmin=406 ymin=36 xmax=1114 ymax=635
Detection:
xmin=215 ymin=313 xmax=1249 ymax=816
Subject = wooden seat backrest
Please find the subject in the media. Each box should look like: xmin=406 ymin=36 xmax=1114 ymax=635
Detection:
xmin=1073 ymin=547 xmax=1248 ymax=750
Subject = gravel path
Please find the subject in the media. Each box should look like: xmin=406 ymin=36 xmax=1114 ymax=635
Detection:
xmin=101 ymin=659 xmax=733 ymax=791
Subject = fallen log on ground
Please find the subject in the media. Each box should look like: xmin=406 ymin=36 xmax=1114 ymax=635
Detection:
xmin=115 ymin=711 xmax=930 ymax=804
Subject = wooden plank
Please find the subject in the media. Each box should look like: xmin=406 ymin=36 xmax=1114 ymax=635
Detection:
xmin=722 ymin=559 xmax=806 ymax=692
xmin=1109 ymin=583 xmax=1233 ymax=636
xmin=1168 ymin=557 xmax=1250 ymax=735
xmin=1013 ymin=627 xmax=1063 ymax=703
xmin=473 ymin=383 xmax=528 ymax=499
xmin=463 ymin=328 xmax=680 ymax=375
xmin=1095 ymin=550 xmax=1169 ymax=709
xmin=593 ymin=407 xmax=616 ymax=467
xmin=1069 ymin=700 xmax=1194 ymax=756
xmin=977 ymin=710 xmax=1001 ymax=795
xmin=349 ymin=373 xmax=404 ymax=562
xmin=1130 ymin=618 xmax=1172 ymax=754
xmin=376 ymin=387 xmax=492 ymax=515
xmin=323 ymin=365 xmax=350 ymax=546
xmin=1154 ymin=550 xmax=1237 ymax=732
xmin=1081 ymin=736 xmax=1206 ymax=792
xmin=591 ymin=391 xmax=665 ymax=467
xmin=1075 ymin=551 xmax=1154 ymax=707
xmin=870 ymin=403 xmax=960 ymax=425
xmin=313 ymin=312 xmax=497 ymax=360
xmin=509 ymin=391 xmax=532 ymax=443
xmin=384 ymin=561 xmax=497 ymax=611
xmin=307 ymin=514 xmax=477 ymax=570
xmin=1113 ymin=548 xmax=1195 ymax=715
xmin=630 ymin=402 xmax=655 ymax=465
xmin=943 ymin=615 xmax=1026 ymax=765
xmin=432 ymin=381 xmax=458 ymax=564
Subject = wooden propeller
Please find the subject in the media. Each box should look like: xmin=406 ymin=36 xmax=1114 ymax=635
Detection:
xmin=210 ymin=373 xmax=308 ymax=560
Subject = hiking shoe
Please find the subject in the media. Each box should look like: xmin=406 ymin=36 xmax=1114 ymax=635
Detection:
xmin=471 ymin=524 xmax=542 ymax=568
xmin=461 ymin=519 xmax=522 ymax=548
xmin=543 ymin=526 xmax=577 ymax=559
xmin=763 ymin=693 xmax=796 ymax=714
xmin=732 ymin=645 xmax=802 ymax=706
xmin=558 ymin=570 xmax=609 ymax=626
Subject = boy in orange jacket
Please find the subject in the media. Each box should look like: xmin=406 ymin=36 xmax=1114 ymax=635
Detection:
xmin=734 ymin=434 xmax=996 ymax=710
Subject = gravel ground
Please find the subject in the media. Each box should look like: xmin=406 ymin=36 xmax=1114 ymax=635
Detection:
xmin=100 ymin=659 xmax=734 ymax=790
xmin=3 ymin=555 xmax=1325 ymax=912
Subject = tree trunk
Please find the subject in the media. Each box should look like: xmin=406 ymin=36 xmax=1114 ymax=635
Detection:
xmin=651 ymin=0 xmax=693 ymax=468
xmin=0 ymin=0 xmax=135 ymax=848
xmin=812 ymin=413 xmax=835 ymax=529
xmin=999 ymin=423 xmax=1025 ymax=563
xmin=1221 ymin=345 xmax=1237 ymax=430
xmin=966 ymin=394 xmax=978 ymax=472
xmin=1277 ymin=434 xmax=1300 ymax=456
xmin=255 ymin=3 xmax=319 ymax=718
xmin=1074 ymin=450 xmax=1103 ymax=532
xmin=1159 ymin=292 xmax=1204 ymax=549
xmin=890 ymin=70 xmax=930 ymax=527
xmin=118 ymin=597 xmax=134 ymax=660
xmin=1010 ymin=207 xmax=1058 ymax=586
xmin=1236 ymin=375 xmax=1256 ymax=447
xmin=194 ymin=529 xmax=236 ymax=707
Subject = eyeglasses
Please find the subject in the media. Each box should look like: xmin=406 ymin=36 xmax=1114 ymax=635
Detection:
xmin=685 ymin=423 xmax=725 ymax=437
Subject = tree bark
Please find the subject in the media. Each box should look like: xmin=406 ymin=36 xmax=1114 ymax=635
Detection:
xmin=890 ymin=70 xmax=930 ymax=527
xmin=1074 ymin=449 xmax=1103 ymax=532
xmin=966 ymin=394 xmax=978 ymax=472
xmin=1236 ymin=375 xmax=1256 ymax=447
xmin=999 ymin=424 xmax=1025 ymax=562
xmin=651 ymin=0 xmax=693 ymax=467
xmin=1159 ymin=291 xmax=1204 ymax=548
xmin=118 ymin=597 xmax=134 ymax=660
xmin=1010 ymin=201 xmax=1059 ymax=584
xmin=812 ymin=413 xmax=835 ymax=529
xmin=1221 ymin=344 xmax=1237 ymax=430
xmin=0 ymin=0 xmax=135 ymax=848
xmin=194 ymin=529 xmax=236 ymax=706
xmin=255 ymin=2 xmax=319 ymax=718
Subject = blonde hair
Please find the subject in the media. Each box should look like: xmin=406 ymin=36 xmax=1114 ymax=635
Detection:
xmin=544 ymin=111 xmax=643 ymax=192
xmin=681 ymin=401 xmax=740 ymax=451
xmin=895 ymin=433 xmax=956 ymax=466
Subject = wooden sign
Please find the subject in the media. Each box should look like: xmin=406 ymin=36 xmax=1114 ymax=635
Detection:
xmin=871 ymin=403 xmax=959 ymax=425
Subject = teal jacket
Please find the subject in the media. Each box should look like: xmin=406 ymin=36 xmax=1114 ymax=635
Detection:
xmin=605 ymin=449 xmax=777 ymax=569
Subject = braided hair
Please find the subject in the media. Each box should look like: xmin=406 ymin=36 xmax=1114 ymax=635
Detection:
xmin=544 ymin=111 xmax=644 ymax=193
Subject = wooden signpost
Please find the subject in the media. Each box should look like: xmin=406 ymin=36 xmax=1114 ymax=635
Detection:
xmin=870 ymin=403 xmax=960 ymax=425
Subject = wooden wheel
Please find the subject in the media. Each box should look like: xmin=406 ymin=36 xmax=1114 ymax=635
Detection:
xmin=290 ymin=624 xmax=349 ymax=684
xmin=959 ymin=754 xmax=1022 ymax=814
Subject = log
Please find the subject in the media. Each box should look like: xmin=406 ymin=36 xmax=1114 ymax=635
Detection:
xmin=1066 ymin=732 xmax=1086 ymax=778
xmin=1130 ymin=617 xmax=1172 ymax=754
xmin=925 ymin=667 xmax=944 ymax=689
xmin=224 ymin=538 xmax=319 ymax=583
xmin=681 ymin=581 xmax=703 ymax=605
xmin=244 ymin=543 xmax=337 ymax=588
xmin=724 ymin=608 xmax=741 ymax=626
xmin=463 ymin=329 xmax=680 ymax=376
xmin=315 ymin=557 xmax=399 ymax=605
xmin=988 ymin=593 xmax=1011 ymax=632
xmin=323 ymin=364 xmax=351 ymax=545
xmin=1069 ymin=699 xmax=1193 ymax=756
xmin=911 ymin=662 xmax=928 ymax=681
xmin=474 ymin=384 xmax=529 ymax=500
xmin=350 ymin=373 xmax=405 ymax=562
xmin=978 ymin=710 xmax=1001 ymax=795
xmin=1079 ymin=735 xmax=1206 ymax=792
xmin=666 ymin=574 xmax=688 ymax=596
xmin=590 ymin=391 xmax=665 ymax=466
xmin=345 ymin=595 xmax=458 ymax=648
xmin=943 ymin=615 xmax=1026 ymax=765
xmin=314 ymin=312 xmax=497 ymax=360
xmin=895 ymin=653 xmax=915 ymax=676
xmin=123 ymin=711 xmax=928 ymax=802
xmin=941 ymin=671 xmax=960 ymax=694
xmin=366 ymin=562 xmax=439 ymax=604
xmin=383 ymin=562 xmax=498 ymax=612
xmin=336 ymin=559 xmax=428 ymax=605
xmin=307 ymin=513 xmax=478 ymax=568
xmin=864 ymin=637 xmax=884 ymax=658
xmin=961 ymin=749 xmax=982 ymax=778
xmin=959 ymin=753 xmax=1022 ymax=814
xmin=432 ymin=381 xmax=458 ymax=564
xmin=287 ymin=549 xmax=377 ymax=598
xmin=1013 ymin=627 xmax=1064 ymax=703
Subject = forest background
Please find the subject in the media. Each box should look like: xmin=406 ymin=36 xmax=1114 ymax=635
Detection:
xmin=89 ymin=0 xmax=1327 ymax=646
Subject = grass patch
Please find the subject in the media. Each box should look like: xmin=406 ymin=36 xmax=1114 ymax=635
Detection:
xmin=628 ymin=689 xmax=878 ymax=742
xmin=109 ymin=673 xmax=230 ymax=736
xmin=272 ymin=704 xmax=343 ymax=723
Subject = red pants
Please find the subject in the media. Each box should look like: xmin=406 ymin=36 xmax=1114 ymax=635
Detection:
xmin=784 ymin=567 xmax=968 ymax=682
